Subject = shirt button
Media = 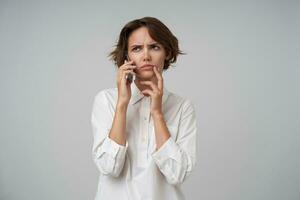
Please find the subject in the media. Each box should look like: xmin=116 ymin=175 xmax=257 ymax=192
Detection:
xmin=144 ymin=117 xmax=147 ymax=121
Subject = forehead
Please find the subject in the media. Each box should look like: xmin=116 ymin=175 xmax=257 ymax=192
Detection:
xmin=128 ymin=27 xmax=156 ymax=45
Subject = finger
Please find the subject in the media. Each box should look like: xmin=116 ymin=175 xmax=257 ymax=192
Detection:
xmin=123 ymin=70 xmax=136 ymax=78
xmin=120 ymin=60 xmax=135 ymax=69
xmin=141 ymin=89 xmax=154 ymax=96
xmin=119 ymin=66 xmax=136 ymax=76
xmin=120 ymin=69 xmax=135 ymax=79
xmin=153 ymin=66 xmax=163 ymax=90
xmin=140 ymin=81 xmax=159 ymax=92
xmin=120 ymin=61 xmax=136 ymax=69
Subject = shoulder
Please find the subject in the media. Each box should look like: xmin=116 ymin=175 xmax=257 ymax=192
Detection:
xmin=93 ymin=87 xmax=118 ymax=105
xmin=166 ymin=91 xmax=195 ymax=110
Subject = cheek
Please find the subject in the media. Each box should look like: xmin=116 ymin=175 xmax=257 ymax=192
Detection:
xmin=157 ymin=52 xmax=167 ymax=62
xmin=157 ymin=55 xmax=166 ymax=67
xmin=129 ymin=54 xmax=138 ymax=62
xmin=128 ymin=52 xmax=140 ymax=60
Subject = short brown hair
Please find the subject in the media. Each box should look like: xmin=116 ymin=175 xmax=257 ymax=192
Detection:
xmin=108 ymin=17 xmax=185 ymax=70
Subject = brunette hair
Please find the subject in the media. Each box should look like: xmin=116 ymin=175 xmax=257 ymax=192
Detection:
xmin=108 ymin=17 xmax=185 ymax=70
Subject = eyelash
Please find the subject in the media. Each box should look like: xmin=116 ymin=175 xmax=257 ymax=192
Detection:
xmin=132 ymin=45 xmax=160 ymax=51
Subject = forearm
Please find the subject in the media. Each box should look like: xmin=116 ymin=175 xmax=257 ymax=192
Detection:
xmin=151 ymin=100 xmax=197 ymax=185
xmin=151 ymin=111 xmax=196 ymax=185
xmin=151 ymin=112 xmax=194 ymax=185
xmin=152 ymin=111 xmax=171 ymax=149
xmin=152 ymin=139 xmax=193 ymax=185
xmin=108 ymin=102 xmax=128 ymax=146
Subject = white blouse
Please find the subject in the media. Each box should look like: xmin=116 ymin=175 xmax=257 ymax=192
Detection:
xmin=91 ymin=82 xmax=197 ymax=200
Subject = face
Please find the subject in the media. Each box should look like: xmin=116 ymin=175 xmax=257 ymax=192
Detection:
xmin=127 ymin=27 xmax=167 ymax=81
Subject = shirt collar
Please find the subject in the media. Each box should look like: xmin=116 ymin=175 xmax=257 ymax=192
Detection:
xmin=129 ymin=81 xmax=170 ymax=105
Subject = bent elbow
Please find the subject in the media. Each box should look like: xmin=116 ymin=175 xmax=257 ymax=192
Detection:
xmin=165 ymin=170 xmax=187 ymax=186
xmin=94 ymin=157 xmax=124 ymax=178
xmin=166 ymin=166 xmax=195 ymax=186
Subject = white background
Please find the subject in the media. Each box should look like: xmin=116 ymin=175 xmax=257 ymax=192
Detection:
xmin=1 ymin=1 xmax=299 ymax=199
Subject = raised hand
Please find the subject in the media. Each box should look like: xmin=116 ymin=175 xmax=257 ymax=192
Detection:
xmin=116 ymin=60 xmax=136 ymax=107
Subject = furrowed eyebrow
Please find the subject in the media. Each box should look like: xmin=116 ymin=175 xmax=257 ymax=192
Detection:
xmin=129 ymin=42 xmax=160 ymax=48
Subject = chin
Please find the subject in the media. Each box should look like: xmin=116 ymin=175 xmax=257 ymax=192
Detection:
xmin=137 ymin=71 xmax=155 ymax=80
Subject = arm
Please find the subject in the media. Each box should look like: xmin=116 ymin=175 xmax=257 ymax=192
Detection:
xmin=91 ymin=60 xmax=136 ymax=177
xmin=151 ymin=100 xmax=197 ymax=185
xmin=109 ymin=103 xmax=128 ymax=146
xmin=139 ymin=67 xmax=197 ymax=185
xmin=91 ymin=92 xmax=128 ymax=177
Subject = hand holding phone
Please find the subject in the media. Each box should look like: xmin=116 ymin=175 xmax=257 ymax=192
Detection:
xmin=125 ymin=55 xmax=134 ymax=84
xmin=125 ymin=70 xmax=133 ymax=84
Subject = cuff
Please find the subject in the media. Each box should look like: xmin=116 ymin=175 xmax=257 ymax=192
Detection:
xmin=96 ymin=136 xmax=128 ymax=159
xmin=151 ymin=137 xmax=182 ymax=165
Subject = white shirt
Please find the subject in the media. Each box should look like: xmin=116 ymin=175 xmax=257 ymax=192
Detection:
xmin=91 ymin=81 xmax=197 ymax=200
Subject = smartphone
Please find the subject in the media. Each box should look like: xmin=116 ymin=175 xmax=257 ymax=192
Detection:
xmin=125 ymin=55 xmax=134 ymax=84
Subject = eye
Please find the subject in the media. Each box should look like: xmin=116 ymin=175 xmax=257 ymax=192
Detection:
xmin=132 ymin=47 xmax=141 ymax=52
xmin=151 ymin=45 xmax=160 ymax=50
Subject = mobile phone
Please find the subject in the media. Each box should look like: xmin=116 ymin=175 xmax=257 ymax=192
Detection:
xmin=125 ymin=55 xmax=134 ymax=84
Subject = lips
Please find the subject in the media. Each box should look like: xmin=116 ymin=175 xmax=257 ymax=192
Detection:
xmin=140 ymin=64 xmax=154 ymax=69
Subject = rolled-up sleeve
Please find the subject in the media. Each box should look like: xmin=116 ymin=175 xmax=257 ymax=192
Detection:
xmin=91 ymin=91 xmax=128 ymax=177
xmin=152 ymin=99 xmax=197 ymax=185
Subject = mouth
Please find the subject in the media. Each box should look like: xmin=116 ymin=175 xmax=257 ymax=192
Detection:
xmin=140 ymin=64 xmax=155 ymax=70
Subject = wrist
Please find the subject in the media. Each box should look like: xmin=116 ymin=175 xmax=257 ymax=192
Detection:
xmin=116 ymin=100 xmax=128 ymax=111
xmin=151 ymin=110 xmax=164 ymax=119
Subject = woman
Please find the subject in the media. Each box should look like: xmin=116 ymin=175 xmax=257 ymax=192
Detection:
xmin=91 ymin=17 xmax=197 ymax=200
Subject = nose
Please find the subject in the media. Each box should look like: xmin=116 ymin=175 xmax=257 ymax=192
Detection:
xmin=142 ymin=48 xmax=151 ymax=61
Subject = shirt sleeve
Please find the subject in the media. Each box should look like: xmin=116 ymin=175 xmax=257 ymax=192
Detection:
xmin=152 ymin=99 xmax=197 ymax=185
xmin=91 ymin=91 xmax=128 ymax=177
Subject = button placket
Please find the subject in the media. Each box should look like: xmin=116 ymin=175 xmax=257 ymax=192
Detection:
xmin=143 ymin=97 xmax=150 ymax=160
xmin=138 ymin=97 xmax=150 ymax=167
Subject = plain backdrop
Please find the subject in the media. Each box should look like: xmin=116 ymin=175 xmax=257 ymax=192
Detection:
xmin=0 ymin=1 xmax=299 ymax=200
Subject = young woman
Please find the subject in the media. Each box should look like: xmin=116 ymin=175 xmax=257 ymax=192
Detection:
xmin=91 ymin=16 xmax=197 ymax=200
